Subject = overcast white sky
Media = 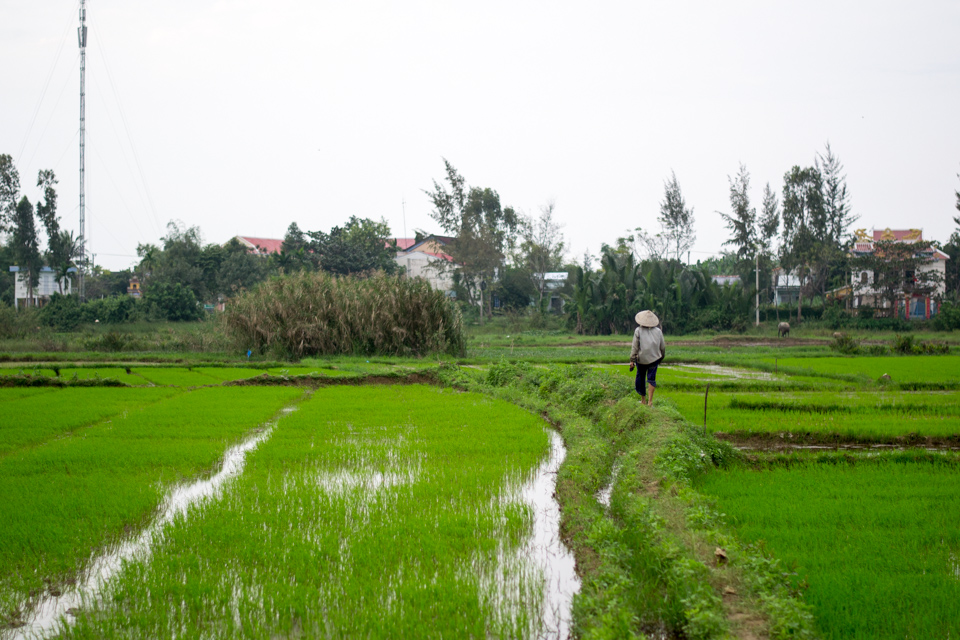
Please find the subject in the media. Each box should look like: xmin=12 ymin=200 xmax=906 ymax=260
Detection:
xmin=2 ymin=1 xmax=959 ymax=271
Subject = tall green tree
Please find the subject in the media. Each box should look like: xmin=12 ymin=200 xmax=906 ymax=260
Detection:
xmin=945 ymin=170 xmax=960 ymax=298
xmin=780 ymin=166 xmax=825 ymax=320
xmin=658 ymin=171 xmax=696 ymax=262
xmin=425 ymin=159 xmax=520 ymax=319
xmin=817 ymin=143 xmax=856 ymax=245
xmin=719 ymin=164 xmax=757 ymax=261
xmin=11 ymin=196 xmax=42 ymax=304
xmin=307 ymin=216 xmax=398 ymax=276
xmin=519 ymin=201 xmax=566 ymax=304
xmin=759 ymin=182 xmax=780 ymax=256
xmin=0 ymin=154 xmax=21 ymax=234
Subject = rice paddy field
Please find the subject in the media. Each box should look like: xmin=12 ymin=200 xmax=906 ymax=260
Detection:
xmin=0 ymin=377 xmax=563 ymax=639
xmin=3 ymin=344 xmax=959 ymax=638
xmin=698 ymin=458 xmax=960 ymax=639
xmin=666 ymin=389 xmax=960 ymax=440
xmin=756 ymin=355 xmax=960 ymax=386
xmin=669 ymin=353 xmax=960 ymax=638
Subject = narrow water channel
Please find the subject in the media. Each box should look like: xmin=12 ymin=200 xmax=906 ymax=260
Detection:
xmin=522 ymin=430 xmax=581 ymax=639
xmin=8 ymin=405 xmax=298 ymax=640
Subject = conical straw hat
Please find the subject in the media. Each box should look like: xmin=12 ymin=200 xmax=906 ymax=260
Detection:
xmin=635 ymin=310 xmax=659 ymax=328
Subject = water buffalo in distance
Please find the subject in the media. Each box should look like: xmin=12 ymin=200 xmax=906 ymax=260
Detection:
xmin=778 ymin=322 xmax=790 ymax=338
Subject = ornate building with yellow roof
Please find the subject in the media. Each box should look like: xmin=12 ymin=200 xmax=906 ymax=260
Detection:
xmin=848 ymin=228 xmax=949 ymax=319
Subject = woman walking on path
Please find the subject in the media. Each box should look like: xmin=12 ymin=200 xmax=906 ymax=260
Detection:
xmin=629 ymin=310 xmax=665 ymax=406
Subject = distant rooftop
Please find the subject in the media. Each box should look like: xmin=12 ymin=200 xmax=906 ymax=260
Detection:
xmin=233 ymin=236 xmax=283 ymax=255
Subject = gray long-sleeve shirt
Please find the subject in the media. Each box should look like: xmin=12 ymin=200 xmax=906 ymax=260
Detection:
xmin=630 ymin=326 xmax=665 ymax=365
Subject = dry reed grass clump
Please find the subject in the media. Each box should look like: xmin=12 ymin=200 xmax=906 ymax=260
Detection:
xmin=224 ymin=271 xmax=465 ymax=358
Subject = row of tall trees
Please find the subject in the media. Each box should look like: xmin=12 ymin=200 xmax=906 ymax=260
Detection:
xmin=717 ymin=144 xmax=860 ymax=320
xmin=0 ymin=155 xmax=81 ymax=304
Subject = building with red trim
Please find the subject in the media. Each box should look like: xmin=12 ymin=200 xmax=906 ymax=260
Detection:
xmin=848 ymin=228 xmax=949 ymax=319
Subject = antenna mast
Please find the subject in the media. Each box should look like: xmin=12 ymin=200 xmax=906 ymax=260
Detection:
xmin=78 ymin=0 xmax=87 ymax=300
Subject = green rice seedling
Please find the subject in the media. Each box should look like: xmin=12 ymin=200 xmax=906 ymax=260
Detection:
xmin=134 ymin=367 xmax=223 ymax=386
xmin=57 ymin=368 xmax=146 ymax=383
xmin=0 ymin=367 xmax=55 ymax=377
xmin=265 ymin=366 xmax=361 ymax=378
xmin=64 ymin=385 xmax=551 ymax=639
xmin=667 ymin=390 xmax=960 ymax=440
xmin=224 ymin=270 xmax=465 ymax=358
xmin=763 ymin=355 xmax=960 ymax=386
xmin=0 ymin=387 xmax=181 ymax=456
xmin=0 ymin=386 xmax=303 ymax=620
xmin=698 ymin=458 xmax=960 ymax=639
xmin=192 ymin=367 xmax=270 ymax=382
xmin=0 ymin=388 xmax=56 ymax=402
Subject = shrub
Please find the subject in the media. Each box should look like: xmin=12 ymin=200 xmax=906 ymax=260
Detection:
xmin=80 ymin=295 xmax=141 ymax=324
xmin=931 ymin=301 xmax=960 ymax=331
xmin=39 ymin=293 xmax=82 ymax=331
xmin=144 ymin=283 xmax=202 ymax=322
xmin=829 ymin=332 xmax=860 ymax=355
xmin=893 ymin=334 xmax=915 ymax=354
xmin=223 ymin=271 xmax=465 ymax=358
xmin=892 ymin=334 xmax=949 ymax=355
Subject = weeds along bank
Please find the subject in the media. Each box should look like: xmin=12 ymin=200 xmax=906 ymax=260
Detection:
xmin=450 ymin=361 xmax=816 ymax=639
xmin=223 ymin=271 xmax=465 ymax=359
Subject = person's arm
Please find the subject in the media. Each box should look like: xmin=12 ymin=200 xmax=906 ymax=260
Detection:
xmin=630 ymin=329 xmax=640 ymax=368
xmin=659 ymin=330 xmax=666 ymax=359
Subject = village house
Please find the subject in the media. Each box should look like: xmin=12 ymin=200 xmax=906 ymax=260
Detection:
xmin=230 ymin=236 xmax=283 ymax=256
xmin=9 ymin=266 xmax=73 ymax=309
xmin=848 ymin=228 xmax=949 ymax=319
xmin=771 ymin=267 xmax=802 ymax=306
xmin=391 ymin=236 xmax=456 ymax=295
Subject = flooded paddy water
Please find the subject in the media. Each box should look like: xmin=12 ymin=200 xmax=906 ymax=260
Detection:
xmin=3 ymin=384 xmax=578 ymax=639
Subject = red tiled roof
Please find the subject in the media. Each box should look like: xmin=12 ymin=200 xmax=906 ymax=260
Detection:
xmin=388 ymin=238 xmax=417 ymax=250
xmin=872 ymin=229 xmax=922 ymax=242
xmin=236 ymin=236 xmax=284 ymax=254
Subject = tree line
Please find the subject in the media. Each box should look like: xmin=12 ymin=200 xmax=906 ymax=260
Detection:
xmin=3 ymin=151 xmax=959 ymax=333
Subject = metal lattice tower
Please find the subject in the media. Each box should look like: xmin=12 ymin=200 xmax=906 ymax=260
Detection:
xmin=78 ymin=0 xmax=87 ymax=299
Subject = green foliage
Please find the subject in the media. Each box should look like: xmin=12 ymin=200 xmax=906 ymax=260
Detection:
xmin=893 ymin=334 xmax=949 ymax=355
xmin=426 ymin=160 xmax=520 ymax=312
xmin=828 ymin=332 xmax=860 ymax=354
xmin=931 ymin=301 xmax=960 ymax=330
xmin=569 ymin=247 xmax=752 ymax=335
xmin=81 ymin=294 xmax=140 ymax=324
xmin=143 ymin=281 xmax=202 ymax=321
xmin=670 ymin=388 xmax=960 ymax=440
xmin=224 ymin=270 xmax=465 ymax=358
xmin=306 ymin=216 xmax=399 ymax=275
xmin=39 ymin=292 xmax=81 ymax=330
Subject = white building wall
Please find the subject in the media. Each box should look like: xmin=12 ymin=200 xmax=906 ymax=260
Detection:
xmin=14 ymin=268 xmax=72 ymax=302
xmin=395 ymin=251 xmax=454 ymax=292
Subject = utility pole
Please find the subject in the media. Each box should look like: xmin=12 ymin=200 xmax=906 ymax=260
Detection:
xmin=78 ymin=0 xmax=88 ymax=300
xmin=755 ymin=250 xmax=760 ymax=327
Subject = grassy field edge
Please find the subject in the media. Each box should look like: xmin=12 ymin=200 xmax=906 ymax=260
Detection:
xmin=436 ymin=362 xmax=816 ymax=639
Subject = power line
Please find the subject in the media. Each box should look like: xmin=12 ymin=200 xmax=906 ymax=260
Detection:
xmin=16 ymin=0 xmax=80 ymax=165
xmin=91 ymin=18 xmax=165 ymax=237
xmin=90 ymin=71 xmax=158 ymax=238
xmin=23 ymin=53 xmax=80 ymax=173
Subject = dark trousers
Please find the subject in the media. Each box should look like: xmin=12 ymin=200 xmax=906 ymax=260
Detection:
xmin=634 ymin=357 xmax=663 ymax=397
